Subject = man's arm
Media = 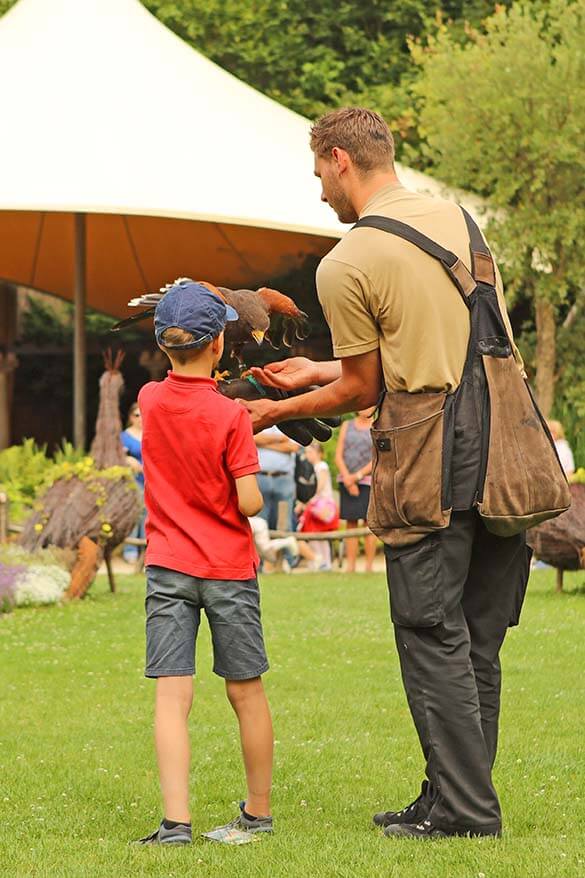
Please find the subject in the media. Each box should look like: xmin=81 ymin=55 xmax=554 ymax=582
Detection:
xmin=250 ymin=357 xmax=341 ymax=391
xmin=254 ymin=433 xmax=299 ymax=453
xmin=240 ymin=350 xmax=383 ymax=433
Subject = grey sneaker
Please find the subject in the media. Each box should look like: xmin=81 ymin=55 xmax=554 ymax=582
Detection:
xmin=132 ymin=820 xmax=192 ymax=845
xmin=203 ymin=802 xmax=273 ymax=845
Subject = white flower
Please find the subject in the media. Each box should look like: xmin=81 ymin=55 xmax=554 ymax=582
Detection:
xmin=14 ymin=564 xmax=69 ymax=607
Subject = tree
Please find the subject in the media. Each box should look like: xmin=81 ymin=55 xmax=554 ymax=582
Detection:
xmin=142 ymin=1 xmax=510 ymax=157
xmin=409 ymin=0 xmax=585 ymax=416
xmin=0 ymin=0 xmax=511 ymax=160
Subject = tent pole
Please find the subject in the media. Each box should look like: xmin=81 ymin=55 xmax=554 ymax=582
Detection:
xmin=73 ymin=213 xmax=87 ymax=448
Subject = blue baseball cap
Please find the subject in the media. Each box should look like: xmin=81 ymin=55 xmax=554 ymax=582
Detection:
xmin=154 ymin=279 xmax=238 ymax=350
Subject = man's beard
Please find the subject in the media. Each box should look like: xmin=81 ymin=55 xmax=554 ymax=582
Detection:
xmin=325 ymin=181 xmax=358 ymax=224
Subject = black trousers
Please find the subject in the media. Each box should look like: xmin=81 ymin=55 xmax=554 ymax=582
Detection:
xmin=385 ymin=510 xmax=531 ymax=833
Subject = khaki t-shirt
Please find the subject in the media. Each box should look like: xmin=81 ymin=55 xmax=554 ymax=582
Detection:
xmin=316 ymin=183 xmax=521 ymax=393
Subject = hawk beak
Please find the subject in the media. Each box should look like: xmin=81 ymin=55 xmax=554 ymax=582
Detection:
xmin=251 ymin=330 xmax=265 ymax=345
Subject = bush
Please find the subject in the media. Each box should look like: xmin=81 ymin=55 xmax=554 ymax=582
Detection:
xmin=0 ymin=439 xmax=54 ymax=523
xmin=0 ymin=440 xmax=114 ymax=524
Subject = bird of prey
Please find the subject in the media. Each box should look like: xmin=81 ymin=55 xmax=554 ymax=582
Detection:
xmin=111 ymin=278 xmax=308 ymax=372
xmin=110 ymin=279 xmax=338 ymax=446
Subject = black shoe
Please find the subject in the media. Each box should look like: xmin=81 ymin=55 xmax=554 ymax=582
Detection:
xmin=373 ymin=781 xmax=430 ymax=828
xmin=384 ymin=818 xmax=501 ymax=840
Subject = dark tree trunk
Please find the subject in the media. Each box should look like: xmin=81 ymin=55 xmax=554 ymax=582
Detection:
xmin=535 ymin=298 xmax=556 ymax=417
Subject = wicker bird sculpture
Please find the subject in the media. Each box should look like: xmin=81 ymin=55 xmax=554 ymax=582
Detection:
xmin=21 ymin=351 xmax=140 ymax=597
xmin=527 ymin=483 xmax=585 ymax=591
xmin=111 ymin=279 xmax=338 ymax=446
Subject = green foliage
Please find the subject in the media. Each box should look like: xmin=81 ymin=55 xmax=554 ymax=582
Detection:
xmin=143 ymin=0 xmax=424 ymax=117
xmin=517 ymin=302 xmax=585 ymax=468
xmin=411 ymin=0 xmax=585 ymax=303
xmin=52 ymin=439 xmax=88 ymax=467
xmin=141 ymin=1 xmax=510 ymax=157
xmin=0 ymin=440 xmax=134 ymax=524
xmin=0 ymin=439 xmax=53 ymax=523
xmin=19 ymin=295 xmax=119 ymax=347
xmin=410 ymin=0 xmax=585 ymax=418
xmin=0 ymin=1 xmax=513 ymax=161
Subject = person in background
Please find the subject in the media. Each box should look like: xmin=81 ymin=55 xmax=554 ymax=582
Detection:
xmin=120 ymin=402 xmax=145 ymax=563
xmin=254 ymin=426 xmax=299 ymax=531
xmin=547 ymin=420 xmax=575 ymax=476
xmin=335 ymin=409 xmax=377 ymax=573
xmin=249 ymin=516 xmax=299 ymax=573
xmin=297 ymin=442 xmax=339 ymax=571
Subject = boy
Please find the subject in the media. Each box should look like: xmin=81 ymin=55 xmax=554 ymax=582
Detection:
xmin=134 ymin=279 xmax=274 ymax=846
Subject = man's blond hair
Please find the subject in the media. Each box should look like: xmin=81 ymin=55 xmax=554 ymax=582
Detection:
xmin=159 ymin=327 xmax=211 ymax=366
xmin=310 ymin=107 xmax=395 ymax=172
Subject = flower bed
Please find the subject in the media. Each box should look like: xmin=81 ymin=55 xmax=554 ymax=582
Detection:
xmin=0 ymin=546 xmax=72 ymax=613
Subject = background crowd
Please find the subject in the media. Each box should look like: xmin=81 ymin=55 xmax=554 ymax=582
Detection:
xmin=119 ymin=403 xmax=381 ymax=574
xmin=119 ymin=399 xmax=577 ymax=577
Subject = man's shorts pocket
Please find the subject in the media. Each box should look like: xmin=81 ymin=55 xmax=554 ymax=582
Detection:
xmin=385 ymin=537 xmax=444 ymax=628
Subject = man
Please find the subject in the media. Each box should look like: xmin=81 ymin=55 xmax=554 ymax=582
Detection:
xmin=254 ymin=426 xmax=298 ymax=533
xmin=242 ymin=107 xmax=531 ymax=839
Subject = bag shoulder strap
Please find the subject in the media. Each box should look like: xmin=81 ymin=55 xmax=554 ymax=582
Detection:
xmin=460 ymin=207 xmax=496 ymax=286
xmin=353 ymin=208 xmax=497 ymax=299
xmin=353 ymin=214 xmax=476 ymax=307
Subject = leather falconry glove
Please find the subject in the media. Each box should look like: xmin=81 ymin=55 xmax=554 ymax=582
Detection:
xmin=217 ymin=376 xmax=340 ymax=446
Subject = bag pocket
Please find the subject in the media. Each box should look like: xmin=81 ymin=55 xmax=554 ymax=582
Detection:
xmin=368 ymin=391 xmax=453 ymax=534
xmin=385 ymin=537 xmax=443 ymax=628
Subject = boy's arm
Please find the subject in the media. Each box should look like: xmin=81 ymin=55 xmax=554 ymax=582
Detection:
xmin=226 ymin=406 xmax=263 ymax=516
xmin=235 ymin=475 xmax=263 ymax=517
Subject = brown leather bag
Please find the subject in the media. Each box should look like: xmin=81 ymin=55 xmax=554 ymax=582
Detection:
xmin=354 ymin=211 xmax=571 ymax=547
xmin=368 ymin=390 xmax=453 ymax=547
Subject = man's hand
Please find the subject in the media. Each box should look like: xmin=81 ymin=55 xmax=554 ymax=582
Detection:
xmin=249 ymin=357 xmax=341 ymax=391
xmin=245 ymin=350 xmax=382 ymax=428
xmin=249 ymin=357 xmax=319 ymax=391
xmin=238 ymin=398 xmax=280 ymax=433
xmin=254 ymin=432 xmax=298 ymax=453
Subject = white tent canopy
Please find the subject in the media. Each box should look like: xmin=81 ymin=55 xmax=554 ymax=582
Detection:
xmin=0 ymin=0 xmax=460 ymax=234
xmin=0 ymin=0 xmax=479 ymax=444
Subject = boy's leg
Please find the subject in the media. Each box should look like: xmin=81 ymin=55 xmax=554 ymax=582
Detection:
xmin=155 ymin=675 xmax=194 ymax=823
xmin=144 ymin=566 xmax=201 ymax=836
xmin=202 ymin=577 xmax=272 ymax=832
xmin=226 ymin=677 xmax=273 ymax=817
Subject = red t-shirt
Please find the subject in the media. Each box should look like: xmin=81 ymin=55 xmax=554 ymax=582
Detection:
xmin=138 ymin=373 xmax=260 ymax=580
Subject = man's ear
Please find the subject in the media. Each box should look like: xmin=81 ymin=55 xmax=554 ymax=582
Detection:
xmin=331 ymin=147 xmax=350 ymax=175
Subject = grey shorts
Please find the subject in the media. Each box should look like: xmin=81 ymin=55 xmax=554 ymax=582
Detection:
xmin=145 ymin=566 xmax=269 ymax=680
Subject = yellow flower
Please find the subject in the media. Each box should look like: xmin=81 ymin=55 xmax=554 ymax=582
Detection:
xmin=101 ymin=522 xmax=112 ymax=533
xmin=34 ymin=523 xmax=43 ymax=532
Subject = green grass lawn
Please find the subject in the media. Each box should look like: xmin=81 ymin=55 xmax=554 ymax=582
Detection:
xmin=1 ymin=568 xmax=584 ymax=878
